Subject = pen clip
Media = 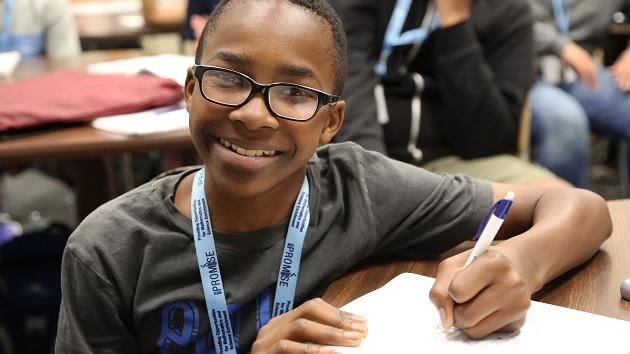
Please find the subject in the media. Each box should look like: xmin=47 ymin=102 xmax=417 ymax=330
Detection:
xmin=472 ymin=198 xmax=513 ymax=241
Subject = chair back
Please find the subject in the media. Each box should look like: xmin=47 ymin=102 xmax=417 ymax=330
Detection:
xmin=517 ymin=95 xmax=532 ymax=160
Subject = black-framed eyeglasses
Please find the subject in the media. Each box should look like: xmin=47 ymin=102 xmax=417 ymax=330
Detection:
xmin=192 ymin=64 xmax=340 ymax=122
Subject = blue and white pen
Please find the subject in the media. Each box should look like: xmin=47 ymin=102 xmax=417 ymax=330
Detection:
xmin=464 ymin=191 xmax=515 ymax=268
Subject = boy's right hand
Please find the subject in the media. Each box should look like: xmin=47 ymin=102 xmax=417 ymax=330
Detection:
xmin=251 ymin=298 xmax=368 ymax=353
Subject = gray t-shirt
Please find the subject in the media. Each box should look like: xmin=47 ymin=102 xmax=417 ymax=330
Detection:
xmin=56 ymin=142 xmax=492 ymax=353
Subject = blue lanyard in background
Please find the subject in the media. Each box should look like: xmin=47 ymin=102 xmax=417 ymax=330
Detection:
xmin=0 ymin=0 xmax=13 ymax=52
xmin=191 ymin=169 xmax=310 ymax=353
xmin=551 ymin=0 xmax=571 ymax=34
xmin=375 ymin=0 xmax=440 ymax=76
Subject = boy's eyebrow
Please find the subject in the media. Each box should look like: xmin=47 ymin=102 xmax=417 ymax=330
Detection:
xmin=277 ymin=64 xmax=315 ymax=80
xmin=212 ymin=51 xmax=254 ymax=66
xmin=211 ymin=51 xmax=316 ymax=80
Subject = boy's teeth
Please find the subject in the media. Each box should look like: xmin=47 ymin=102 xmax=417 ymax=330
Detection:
xmin=219 ymin=138 xmax=276 ymax=157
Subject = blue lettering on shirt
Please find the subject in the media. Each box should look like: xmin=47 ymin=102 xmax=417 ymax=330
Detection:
xmin=157 ymin=301 xmax=242 ymax=354
xmin=157 ymin=300 xmax=201 ymax=353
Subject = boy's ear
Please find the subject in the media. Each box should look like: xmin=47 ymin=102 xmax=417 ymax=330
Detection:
xmin=184 ymin=67 xmax=196 ymax=112
xmin=319 ymin=100 xmax=345 ymax=145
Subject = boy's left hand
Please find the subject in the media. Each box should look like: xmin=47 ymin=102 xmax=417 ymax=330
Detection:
xmin=428 ymin=248 xmax=532 ymax=339
xmin=251 ymin=298 xmax=368 ymax=353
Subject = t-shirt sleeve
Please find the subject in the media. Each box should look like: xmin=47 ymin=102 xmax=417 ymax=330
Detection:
xmin=55 ymin=243 xmax=139 ymax=353
xmin=358 ymin=146 xmax=493 ymax=257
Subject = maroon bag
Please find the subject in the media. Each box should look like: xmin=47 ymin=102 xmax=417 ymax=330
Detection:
xmin=0 ymin=70 xmax=183 ymax=132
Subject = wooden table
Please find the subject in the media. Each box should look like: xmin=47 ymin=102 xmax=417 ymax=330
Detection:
xmin=0 ymin=50 xmax=193 ymax=219
xmin=323 ymin=199 xmax=630 ymax=322
xmin=71 ymin=0 xmax=183 ymax=50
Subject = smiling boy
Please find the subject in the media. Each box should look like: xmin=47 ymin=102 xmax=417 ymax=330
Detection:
xmin=55 ymin=1 xmax=611 ymax=353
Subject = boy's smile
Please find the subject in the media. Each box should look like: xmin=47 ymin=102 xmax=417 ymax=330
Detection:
xmin=219 ymin=138 xmax=277 ymax=158
xmin=211 ymin=136 xmax=282 ymax=173
xmin=181 ymin=0 xmax=344 ymax=230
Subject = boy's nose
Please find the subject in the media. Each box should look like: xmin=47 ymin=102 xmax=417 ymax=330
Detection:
xmin=228 ymin=94 xmax=279 ymax=130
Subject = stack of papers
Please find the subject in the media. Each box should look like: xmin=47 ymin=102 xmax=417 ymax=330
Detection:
xmin=87 ymin=54 xmax=194 ymax=86
xmin=334 ymin=273 xmax=630 ymax=353
xmin=91 ymin=105 xmax=189 ymax=136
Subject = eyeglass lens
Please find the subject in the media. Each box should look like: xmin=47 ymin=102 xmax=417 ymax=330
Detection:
xmin=200 ymin=69 xmax=320 ymax=120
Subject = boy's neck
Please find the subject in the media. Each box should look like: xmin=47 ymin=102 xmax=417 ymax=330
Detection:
xmin=174 ymin=170 xmax=307 ymax=233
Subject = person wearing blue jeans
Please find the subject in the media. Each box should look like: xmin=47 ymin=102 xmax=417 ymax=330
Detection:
xmin=528 ymin=0 xmax=630 ymax=188
xmin=530 ymin=82 xmax=589 ymax=187
xmin=566 ymin=70 xmax=630 ymax=140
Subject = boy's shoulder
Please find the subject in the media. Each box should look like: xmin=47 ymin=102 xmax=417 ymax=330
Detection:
xmin=312 ymin=141 xmax=382 ymax=164
xmin=66 ymin=166 xmax=198 ymax=253
xmin=311 ymin=141 xmax=416 ymax=174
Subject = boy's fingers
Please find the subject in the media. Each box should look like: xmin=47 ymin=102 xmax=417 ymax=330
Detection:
xmin=253 ymin=302 xmax=367 ymax=353
xmin=452 ymin=280 xmax=530 ymax=330
xmin=284 ymin=318 xmax=365 ymax=347
xmin=430 ymin=268 xmax=458 ymax=328
xmin=460 ymin=310 xmax=526 ymax=340
xmin=448 ymin=250 xmax=507 ymax=304
xmin=289 ymin=298 xmax=368 ymax=335
xmin=268 ymin=339 xmax=337 ymax=354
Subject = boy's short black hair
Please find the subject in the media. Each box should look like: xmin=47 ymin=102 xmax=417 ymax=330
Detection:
xmin=195 ymin=0 xmax=347 ymax=95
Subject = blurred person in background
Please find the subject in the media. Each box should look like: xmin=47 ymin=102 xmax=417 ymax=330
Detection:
xmin=181 ymin=0 xmax=218 ymax=53
xmin=0 ymin=0 xmax=81 ymax=230
xmin=329 ymin=0 xmax=568 ymax=187
xmin=529 ymin=0 xmax=630 ymax=188
xmin=0 ymin=0 xmax=80 ymax=59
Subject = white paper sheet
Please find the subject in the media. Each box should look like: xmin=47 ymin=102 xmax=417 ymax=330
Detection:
xmin=91 ymin=105 xmax=189 ymax=136
xmin=86 ymin=54 xmax=194 ymax=86
xmin=334 ymin=273 xmax=630 ymax=353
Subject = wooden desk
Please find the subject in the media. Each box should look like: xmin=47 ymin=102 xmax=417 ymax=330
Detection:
xmin=323 ymin=199 xmax=630 ymax=322
xmin=77 ymin=15 xmax=183 ymax=50
xmin=0 ymin=50 xmax=193 ymax=219
xmin=71 ymin=0 xmax=183 ymax=50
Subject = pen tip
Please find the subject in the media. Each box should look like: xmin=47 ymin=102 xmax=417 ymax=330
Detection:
xmin=505 ymin=191 xmax=515 ymax=201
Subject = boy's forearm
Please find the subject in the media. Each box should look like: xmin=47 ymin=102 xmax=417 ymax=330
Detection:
xmin=494 ymin=189 xmax=611 ymax=293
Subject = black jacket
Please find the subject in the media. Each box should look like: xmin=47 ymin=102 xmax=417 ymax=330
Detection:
xmin=330 ymin=0 xmax=534 ymax=163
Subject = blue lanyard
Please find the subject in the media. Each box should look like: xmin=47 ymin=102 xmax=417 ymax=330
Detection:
xmin=191 ymin=169 xmax=310 ymax=354
xmin=375 ymin=0 xmax=440 ymax=76
xmin=1 ymin=0 xmax=13 ymax=52
xmin=551 ymin=0 xmax=570 ymax=34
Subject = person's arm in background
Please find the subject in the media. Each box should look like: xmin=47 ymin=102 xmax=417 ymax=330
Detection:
xmin=430 ymin=183 xmax=611 ymax=338
xmin=328 ymin=0 xmax=388 ymax=154
xmin=529 ymin=0 xmax=598 ymax=89
xmin=45 ymin=0 xmax=81 ymax=58
xmin=609 ymin=0 xmax=630 ymax=91
xmin=433 ymin=0 xmax=533 ymax=158
xmin=610 ymin=45 xmax=630 ymax=91
xmin=182 ymin=0 xmax=217 ymax=53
